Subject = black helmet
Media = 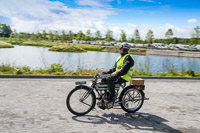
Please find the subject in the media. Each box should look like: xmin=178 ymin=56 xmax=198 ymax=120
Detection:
xmin=119 ymin=43 xmax=130 ymax=50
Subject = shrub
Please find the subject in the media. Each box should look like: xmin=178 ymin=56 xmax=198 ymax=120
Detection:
xmin=186 ymin=69 xmax=195 ymax=77
xmin=48 ymin=64 xmax=64 ymax=74
xmin=16 ymin=66 xmax=31 ymax=75
xmin=168 ymin=69 xmax=179 ymax=76
xmin=0 ymin=65 xmax=15 ymax=73
xmin=133 ymin=70 xmax=152 ymax=76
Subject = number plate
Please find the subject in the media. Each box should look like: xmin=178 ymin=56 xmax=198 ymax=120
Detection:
xmin=75 ymin=81 xmax=86 ymax=85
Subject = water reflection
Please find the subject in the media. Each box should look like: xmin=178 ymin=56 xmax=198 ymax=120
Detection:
xmin=0 ymin=45 xmax=200 ymax=74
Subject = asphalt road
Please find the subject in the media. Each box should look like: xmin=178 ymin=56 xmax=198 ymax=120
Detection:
xmin=0 ymin=78 xmax=200 ymax=133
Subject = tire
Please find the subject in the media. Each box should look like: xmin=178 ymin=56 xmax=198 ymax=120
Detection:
xmin=119 ymin=86 xmax=144 ymax=113
xmin=66 ymin=86 xmax=96 ymax=116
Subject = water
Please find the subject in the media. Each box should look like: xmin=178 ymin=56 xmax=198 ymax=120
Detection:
xmin=0 ymin=45 xmax=200 ymax=73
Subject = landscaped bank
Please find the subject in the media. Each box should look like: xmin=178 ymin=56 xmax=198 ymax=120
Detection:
xmin=147 ymin=49 xmax=200 ymax=58
xmin=1 ymin=38 xmax=199 ymax=57
xmin=0 ymin=64 xmax=200 ymax=77
xmin=0 ymin=38 xmax=146 ymax=54
xmin=0 ymin=41 xmax=14 ymax=48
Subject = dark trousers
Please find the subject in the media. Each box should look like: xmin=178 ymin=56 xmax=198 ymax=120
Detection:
xmin=102 ymin=78 xmax=126 ymax=101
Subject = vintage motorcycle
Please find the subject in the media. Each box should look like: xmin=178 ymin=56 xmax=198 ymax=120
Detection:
xmin=66 ymin=73 xmax=148 ymax=116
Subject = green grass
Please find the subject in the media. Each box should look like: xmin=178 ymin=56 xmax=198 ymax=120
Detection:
xmin=103 ymin=47 xmax=146 ymax=54
xmin=77 ymin=44 xmax=105 ymax=51
xmin=0 ymin=41 xmax=14 ymax=48
xmin=49 ymin=44 xmax=87 ymax=52
xmin=1 ymin=64 xmax=200 ymax=77
xmin=22 ymin=40 xmax=56 ymax=47
xmin=102 ymin=46 xmax=119 ymax=52
xmin=50 ymin=43 xmax=105 ymax=52
xmin=0 ymin=37 xmax=25 ymax=45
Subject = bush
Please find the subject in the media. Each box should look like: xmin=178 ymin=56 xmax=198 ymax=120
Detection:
xmin=16 ymin=66 xmax=31 ymax=75
xmin=0 ymin=65 xmax=15 ymax=73
xmin=48 ymin=64 xmax=64 ymax=74
xmin=168 ymin=69 xmax=179 ymax=76
xmin=186 ymin=70 xmax=195 ymax=76
xmin=133 ymin=70 xmax=152 ymax=76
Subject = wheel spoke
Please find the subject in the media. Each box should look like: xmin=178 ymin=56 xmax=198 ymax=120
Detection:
xmin=127 ymin=91 xmax=134 ymax=99
xmin=81 ymin=101 xmax=92 ymax=107
xmin=121 ymin=88 xmax=144 ymax=112
xmin=67 ymin=87 xmax=95 ymax=116
xmin=80 ymin=90 xmax=90 ymax=101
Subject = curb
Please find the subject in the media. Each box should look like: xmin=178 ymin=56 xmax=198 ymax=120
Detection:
xmin=0 ymin=75 xmax=200 ymax=80
xmin=0 ymin=75 xmax=93 ymax=79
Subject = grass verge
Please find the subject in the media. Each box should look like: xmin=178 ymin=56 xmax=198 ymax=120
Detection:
xmin=0 ymin=64 xmax=200 ymax=77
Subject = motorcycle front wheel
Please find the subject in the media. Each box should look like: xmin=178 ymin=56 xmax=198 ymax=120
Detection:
xmin=119 ymin=87 xmax=144 ymax=113
xmin=66 ymin=86 xmax=96 ymax=116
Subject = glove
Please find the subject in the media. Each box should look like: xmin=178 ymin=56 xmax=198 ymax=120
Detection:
xmin=106 ymin=73 xmax=117 ymax=81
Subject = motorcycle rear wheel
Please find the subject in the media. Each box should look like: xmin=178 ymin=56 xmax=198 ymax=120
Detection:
xmin=119 ymin=87 xmax=144 ymax=113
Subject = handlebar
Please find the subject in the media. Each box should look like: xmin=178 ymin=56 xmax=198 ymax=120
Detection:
xmin=95 ymin=73 xmax=110 ymax=79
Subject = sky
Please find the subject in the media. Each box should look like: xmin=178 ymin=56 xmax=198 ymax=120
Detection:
xmin=0 ymin=0 xmax=200 ymax=39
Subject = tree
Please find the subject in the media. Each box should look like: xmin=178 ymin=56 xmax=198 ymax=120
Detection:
xmin=105 ymin=29 xmax=113 ymax=42
xmin=192 ymin=26 xmax=200 ymax=38
xmin=53 ymin=31 xmax=59 ymax=41
xmin=95 ymin=30 xmax=102 ymax=40
xmin=68 ymin=30 xmax=74 ymax=40
xmin=12 ymin=29 xmax=17 ymax=38
xmin=129 ymin=36 xmax=135 ymax=43
xmin=76 ymin=30 xmax=85 ymax=40
xmin=165 ymin=29 xmax=173 ymax=39
xmin=36 ymin=32 xmax=42 ymax=40
xmin=165 ymin=29 xmax=173 ymax=44
xmin=190 ymin=38 xmax=199 ymax=45
xmin=0 ymin=23 xmax=12 ymax=37
xmin=18 ymin=32 xmax=30 ymax=40
xmin=48 ymin=31 xmax=53 ymax=41
xmin=61 ymin=30 xmax=66 ymax=42
xmin=190 ymin=26 xmax=200 ymax=45
xmin=119 ymin=30 xmax=127 ymax=42
xmin=172 ymin=37 xmax=178 ymax=44
xmin=30 ymin=33 xmax=36 ymax=40
xmin=133 ymin=29 xmax=141 ymax=43
xmin=145 ymin=30 xmax=154 ymax=44
xmin=85 ymin=29 xmax=91 ymax=41
xmin=42 ymin=30 xmax=47 ymax=40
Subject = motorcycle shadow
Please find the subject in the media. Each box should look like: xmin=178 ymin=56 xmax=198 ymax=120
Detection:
xmin=72 ymin=112 xmax=182 ymax=133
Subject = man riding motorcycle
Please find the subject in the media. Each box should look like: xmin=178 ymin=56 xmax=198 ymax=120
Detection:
xmin=101 ymin=43 xmax=134 ymax=106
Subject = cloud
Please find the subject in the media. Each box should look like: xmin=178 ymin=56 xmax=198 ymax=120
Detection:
xmin=110 ymin=23 xmax=193 ymax=39
xmin=0 ymin=0 xmax=114 ymax=33
xmin=0 ymin=0 xmax=193 ymax=39
xmin=187 ymin=19 xmax=197 ymax=23
xmin=128 ymin=23 xmax=137 ymax=29
xmin=76 ymin=0 xmax=105 ymax=7
xmin=139 ymin=0 xmax=160 ymax=4
xmin=138 ymin=24 xmax=192 ymax=39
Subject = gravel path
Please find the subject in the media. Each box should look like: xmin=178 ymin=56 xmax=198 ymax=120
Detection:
xmin=0 ymin=78 xmax=200 ymax=133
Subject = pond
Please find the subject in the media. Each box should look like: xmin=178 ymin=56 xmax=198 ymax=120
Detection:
xmin=0 ymin=45 xmax=200 ymax=74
